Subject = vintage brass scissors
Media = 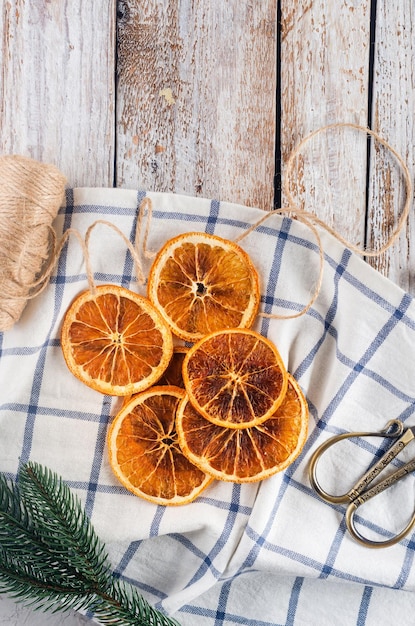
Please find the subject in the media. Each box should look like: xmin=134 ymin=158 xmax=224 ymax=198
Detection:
xmin=309 ymin=419 xmax=415 ymax=548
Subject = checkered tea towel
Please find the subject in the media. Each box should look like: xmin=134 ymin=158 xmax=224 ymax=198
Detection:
xmin=1 ymin=188 xmax=415 ymax=625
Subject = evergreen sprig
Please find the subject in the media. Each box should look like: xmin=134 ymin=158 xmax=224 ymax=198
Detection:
xmin=0 ymin=462 xmax=180 ymax=626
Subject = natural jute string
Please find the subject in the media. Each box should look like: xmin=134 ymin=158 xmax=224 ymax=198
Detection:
xmin=1 ymin=124 xmax=412 ymax=331
xmin=136 ymin=124 xmax=413 ymax=320
xmin=0 ymin=155 xmax=67 ymax=331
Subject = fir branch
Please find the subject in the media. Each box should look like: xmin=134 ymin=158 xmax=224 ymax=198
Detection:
xmin=0 ymin=462 xmax=180 ymax=626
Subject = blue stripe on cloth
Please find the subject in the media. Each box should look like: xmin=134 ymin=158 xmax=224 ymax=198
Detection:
xmin=121 ymin=189 xmax=146 ymax=287
xmin=19 ymin=188 xmax=75 ymax=468
xmin=150 ymin=505 xmax=168 ymax=537
xmin=84 ymin=396 xmax=114 ymax=518
xmin=294 ymin=249 xmax=352 ymax=380
xmin=147 ymin=208 xmax=294 ymax=244
xmin=319 ymin=518 xmax=349 ymax=579
xmin=286 ymin=577 xmax=303 ymax=626
xmin=205 ymin=200 xmax=220 ymax=234
xmin=58 ymin=203 xmax=138 ymax=217
xmin=259 ymin=217 xmax=292 ymax=336
xmin=319 ymin=292 xmax=413 ymax=428
xmin=1 ymin=402 xmax=107 ymax=423
xmin=213 ymin=579 xmax=232 ymax=626
xmin=0 ymin=338 xmax=61 ymax=356
xmin=122 ymin=574 xmax=171 ymax=603
xmin=168 ymin=534 xmax=221 ymax=579
xmin=242 ymin=524 xmax=390 ymax=586
xmin=357 ymin=587 xmax=372 ymax=626
xmin=113 ymin=540 xmax=143 ymax=579
xmin=172 ymin=485 xmax=248 ymax=591
xmin=179 ymin=602 xmax=285 ymax=626
xmin=50 ymin=272 xmax=139 ymax=285
xmin=393 ymin=544 xmax=415 ymax=588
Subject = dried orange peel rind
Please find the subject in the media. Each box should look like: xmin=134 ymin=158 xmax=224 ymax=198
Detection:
xmin=61 ymin=284 xmax=173 ymax=396
xmin=107 ymin=386 xmax=213 ymax=505
xmin=182 ymin=328 xmax=288 ymax=429
xmin=147 ymin=232 xmax=260 ymax=342
xmin=176 ymin=374 xmax=308 ymax=483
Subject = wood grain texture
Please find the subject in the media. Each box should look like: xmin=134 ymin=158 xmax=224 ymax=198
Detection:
xmin=366 ymin=0 xmax=415 ymax=292
xmin=116 ymin=0 xmax=277 ymax=210
xmin=280 ymin=0 xmax=371 ymax=248
xmin=0 ymin=0 xmax=116 ymax=187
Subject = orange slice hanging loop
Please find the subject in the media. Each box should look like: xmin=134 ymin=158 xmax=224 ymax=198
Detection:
xmin=234 ymin=123 xmax=412 ymax=319
xmin=84 ymin=219 xmax=146 ymax=293
xmin=282 ymin=123 xmax=413 ymax=258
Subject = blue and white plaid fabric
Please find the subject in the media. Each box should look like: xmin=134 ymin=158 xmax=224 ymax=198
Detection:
xmin=1 ymin=187 xmax=415 ymax=625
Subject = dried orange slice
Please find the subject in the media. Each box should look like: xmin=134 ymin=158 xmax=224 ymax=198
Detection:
xmin=183 ymin=328 xmax=288 ymax=429
xmin=147 ymin=232 xmax=260 ymax=342
xmin=61 ymin=285 xmax=173 ymax=396
xmin=107 ymin=386 xmax=213 ymax=505
xmin=176 ymin=374 xmax=308 ymax=483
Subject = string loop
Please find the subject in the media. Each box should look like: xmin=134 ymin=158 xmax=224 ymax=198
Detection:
xmin=2 ymin=124 xmax=410 ymax=330
xmin=232 ymin=123 xmax=413 ymax=319
xmin=283 ymin=123 xmax=413 ymax=257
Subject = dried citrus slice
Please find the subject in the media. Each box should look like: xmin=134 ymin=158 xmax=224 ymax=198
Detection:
xmin=107 ymin=386 xmax=213 ymax=505
xmin=147 ymin=232 xmax=260 ymax=342
xmin=176 ymin=374 xmax=308 ymax=483
xmin=61 ymin=285 xmax=173 ymax=396
xmin=183 ymin=328 xmax=288 ymax=429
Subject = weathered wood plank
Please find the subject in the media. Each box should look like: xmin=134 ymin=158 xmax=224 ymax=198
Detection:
xmin=366 ymin=0 xmax=415 ymax=293
xmin=0 ymin=0 xmax=116 ymax=187
xmin=116 ymin=0 xmax=277 ymax=211
xmin=280 ymin=0 xmax=371 ymax=248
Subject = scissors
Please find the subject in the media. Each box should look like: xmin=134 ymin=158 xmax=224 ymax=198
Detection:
xmin=309 ymin=419 xmax=415 ymax=548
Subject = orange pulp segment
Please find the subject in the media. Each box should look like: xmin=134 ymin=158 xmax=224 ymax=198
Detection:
xmin=147 ymin=232 xmax=260 ymax=342
xmin=107 ymin=386 xmax=213 ymax=505
xmin=183 ymin=328 xmax=288 ymax=429
xmin=176 ymin=374 xmax=308 ymax=483
xmin=61 ymin=285 xmax=173 ymax=396
xmin=122 ymin=346 xmax=188 ymax=407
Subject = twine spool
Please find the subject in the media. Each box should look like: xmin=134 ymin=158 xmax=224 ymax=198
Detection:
xmin=0 ymin=155 xmax=67 ymax=331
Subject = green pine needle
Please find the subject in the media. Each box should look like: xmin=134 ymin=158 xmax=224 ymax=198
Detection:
xmin=0 ymin=462 xmax=181 ymax=626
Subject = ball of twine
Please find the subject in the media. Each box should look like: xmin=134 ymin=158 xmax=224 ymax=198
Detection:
xmin=0 ymin=155 xmax=67 ymax=331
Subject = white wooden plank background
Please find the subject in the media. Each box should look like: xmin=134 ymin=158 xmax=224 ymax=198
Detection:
xmin=115 ymin=0 xmax=278 ymax=210
xmin=280 ymin=0 xmax=370 ymax=243
xmin=1 ymin=0 xmax=415 ymax=624
xmin=367 ymin=0 xmax=415 ymax=292
xmin=0 ymin=0 xmax=116 ymax=187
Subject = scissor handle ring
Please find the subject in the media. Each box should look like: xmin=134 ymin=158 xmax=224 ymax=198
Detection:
xmin=309 ymin=432 xmax=359 ymax=504
xmin=345 ymin=502 xmax=415 ymax=549
xmin=309 ymin=420 xmax=404 ymax=505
